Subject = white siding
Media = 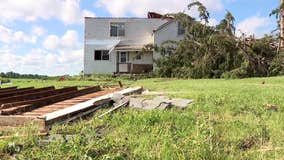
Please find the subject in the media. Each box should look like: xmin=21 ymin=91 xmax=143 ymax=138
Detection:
xmin=84 ymin=18 xmax=167 ymax=74
xmin=153 ymin=21 xmax=184 ymax=70
xmin=84 ymin=45 xmax=117 ymax=74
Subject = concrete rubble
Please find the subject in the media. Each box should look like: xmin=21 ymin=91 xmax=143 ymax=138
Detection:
xmin=111 ymin=93 xmax=193 ymax=110
xmin=129 ymin=96 xmax=193 ymax=110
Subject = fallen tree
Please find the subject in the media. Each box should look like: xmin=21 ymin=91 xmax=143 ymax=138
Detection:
xmin=154 ymin=1 xmax=284 ymax=79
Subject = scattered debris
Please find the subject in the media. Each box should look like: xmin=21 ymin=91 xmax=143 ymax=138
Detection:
xmin=239 ymin=136 xmax=257 ymax=151
xmin=97 ymin=94 xmax=130 ymax=118
xmin=0 ymin=85 xmax=192 ymax=132
xmin=58 ymin=76 xmax=66 ymax=81
xmin=129 ymin=96 xmax=193 ymax=110
xmin=264 ymin=104 xmax=279 ymax=112
xmin=261 ymin=81 xmax=265 ymax=85
xmin=0 ymin=86 xmax=142 ymax=131
xmin=118 ymin=81 xmax=123 ymax=88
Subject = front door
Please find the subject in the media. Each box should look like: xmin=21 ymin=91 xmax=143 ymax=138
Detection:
xmin=120 ymin=52 xmax=127 ymax=63
xmin=118 ymin=52 xmax=130 ymax=73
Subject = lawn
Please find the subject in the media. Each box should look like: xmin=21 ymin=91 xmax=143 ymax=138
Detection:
xmin=0 ymin=76 xmax=284 ymax=159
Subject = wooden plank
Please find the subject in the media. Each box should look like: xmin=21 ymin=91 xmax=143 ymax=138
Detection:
xmin=0 ymin=87 xmax=18 ymax=93
xmin=0 ymin=87 xmax=50 ymax=98
xmin=98 ymin=97 xmax=129 ymax=118
xmin=0 ymin=115 xmax=46 ymax=130
xmin=0 ymin=87 xmax=35 ymax=97
xmin=0 ymin=87 xmax=75 ymax=107
xmin=43 ymin=87 xmax=142 ymax=122
xmin=0 ymin=86 xmax=101 ymax=115
xmin=55 ymin=105 xmax=104 ymax=124
xmin=0 ymin=86 xmax=17 ymax=90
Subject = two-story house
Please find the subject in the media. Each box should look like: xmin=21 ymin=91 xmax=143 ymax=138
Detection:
xmin=84 ymin=13 xmax=185 ymax=74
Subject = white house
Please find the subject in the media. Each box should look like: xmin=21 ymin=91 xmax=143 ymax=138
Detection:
xmin=84 ymin=13 xmax=185 ymax=74
xmin=153 ymin=20 xmax=185 ymax=70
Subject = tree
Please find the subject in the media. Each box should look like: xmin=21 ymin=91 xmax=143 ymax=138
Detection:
xmin=155 ymin=1 xmax=284 ymax=79
xmin=216 ymin=11 xmax=235 ymax=36
xmin=188 ymin=1 xmax=210 ymax=23
xmin=270 ymin=0 xmax=284 ymax=48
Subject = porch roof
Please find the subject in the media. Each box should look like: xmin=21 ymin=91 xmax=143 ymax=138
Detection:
xmin=115 ymin=40 xmax=145 ymax=51
xmin=85 ymin=39 xmax=120 ymax=50
xmin=85 ymin=39 xmax=146 ymax=52
xmin=115 ymin=45 xmax=144 ymax=51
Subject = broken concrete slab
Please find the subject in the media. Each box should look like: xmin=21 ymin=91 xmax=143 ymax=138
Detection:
xmin=129 ymin=98 xmax=144 ymax=109
xmin=171 ymin=98 xmax=194 ymax=109
xmin=129 ymin=96 xmax=193 ymax=110
xmin=142 ymin=89 xmax=165 ymax=96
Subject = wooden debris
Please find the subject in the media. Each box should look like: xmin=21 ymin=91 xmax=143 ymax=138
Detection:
xmin=264 ymin=104 xmax=279 ymax=112
xmin=0 ymin=86 xmax=101 ymax=115
xmin=0 ymin=86 xmax=143 ymax=130
xmin=98 ymin=95 xmax=130 ymax=118
xmin=42 ymin=87 xmax=142 ymax=122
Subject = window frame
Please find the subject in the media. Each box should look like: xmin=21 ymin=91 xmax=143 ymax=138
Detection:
xmin=110 ymin=22 xmax=125 ymax=37
xmin=94 ymin=50 xmax=110 ymax=61
xmin=102 ymin=50 xmax=110 ymax=60
xmin=120 ymin=52 xmax=127 ymax=63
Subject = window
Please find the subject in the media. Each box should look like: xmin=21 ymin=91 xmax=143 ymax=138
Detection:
xmin=102 ymin=51 xmax=109 ymax=60
xmin=94 ymin=50 xmax=109 ymax=60
xmin=94 ymin=51 xmax=102 ymax=60
xmin=178 ymin=21 xmax=185 ymax=35
xmin=120 ymin=52 xmax=127 ymax=63
xmin=110 ymin=23 xmax=125 ymax=37
xmin=136 ymin=51 xmax=142 ymax=60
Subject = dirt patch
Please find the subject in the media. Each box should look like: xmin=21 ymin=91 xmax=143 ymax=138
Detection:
xmin=239 ymin=136 xmax=257 ymax=151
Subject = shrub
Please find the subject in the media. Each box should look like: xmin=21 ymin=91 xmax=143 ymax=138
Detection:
xmin=0 ymin=78 xmax=11 ymax=84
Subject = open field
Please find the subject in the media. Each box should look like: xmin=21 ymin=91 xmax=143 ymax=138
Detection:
xmin=0 ymin=76 xmax=284 ymax=159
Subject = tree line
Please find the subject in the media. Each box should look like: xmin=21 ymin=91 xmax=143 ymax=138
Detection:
xmin=0 ymin=72 xmax=49 ymax=79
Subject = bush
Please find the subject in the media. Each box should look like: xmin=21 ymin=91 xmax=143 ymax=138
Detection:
xmin=268 ymin=54 xmax=284 ymax=76
xmin=0 ymin=78 xmax=11 ymax=84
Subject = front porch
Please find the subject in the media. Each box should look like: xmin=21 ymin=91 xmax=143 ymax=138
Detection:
xmin=115 ymin=46 xmax=153 ymax=74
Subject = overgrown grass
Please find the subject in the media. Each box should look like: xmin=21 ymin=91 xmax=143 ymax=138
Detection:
xmin=1 ymin=76 xmax=284 ymax=159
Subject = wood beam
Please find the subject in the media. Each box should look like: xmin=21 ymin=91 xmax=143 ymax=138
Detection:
xmin=0 ymin=86 xmax=74 ymax=106
xmin=0 ymin=86 xmax=101 ymax=115
xmin=0 ymin=87 xmax=18 ymax=93
xmin=43 ymin=87 xmax=142 ymax=123
xmin=0 ymin=87 xmax=35 ymax=98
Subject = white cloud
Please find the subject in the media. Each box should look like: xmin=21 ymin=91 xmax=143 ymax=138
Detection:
xmin=32 ymin=26 xmax=46 ymax=37
xmin=43 ymin=30 xmax=81 ymax=50
xmin=82 ymin=10 xmax=96 ymax=18
xmin=208 ymin=18 xmax=219 ymax=26
xmin=236 ymin=15 xmax=273 ymax=38
xmin=0 ymin=25 xmax=37 ymax=44
xmin=43 ymin=35 xmax=60 ymax=50
xmin=0 ymin=48 xmax=83 ymax=76
xmin=95 ymin=0 xmax=224 ymax=17
xmin=0 ymin=0 xmax=95 ymax=25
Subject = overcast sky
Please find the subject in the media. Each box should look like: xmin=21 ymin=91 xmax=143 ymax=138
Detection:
xmin=0 ymin=0 xmax=279 ymax=76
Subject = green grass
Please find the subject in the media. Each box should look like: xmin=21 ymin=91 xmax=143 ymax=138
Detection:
xmin=1 ymin=76 xmax=284 ymax=159
xmin=2 ymin=77 xmax=132 ymax=88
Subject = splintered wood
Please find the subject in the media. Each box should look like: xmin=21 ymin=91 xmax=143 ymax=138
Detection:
xmin=0 ymin=86 xmax=142 ymax=131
